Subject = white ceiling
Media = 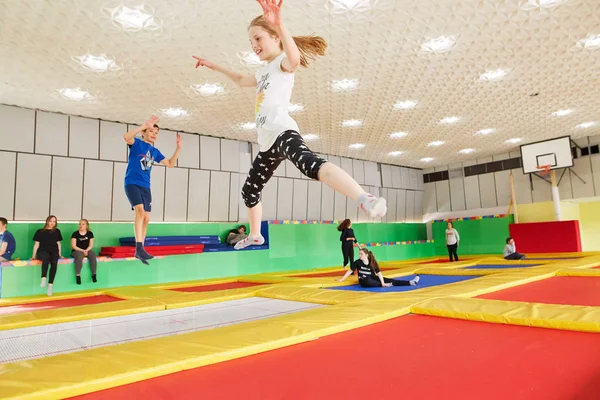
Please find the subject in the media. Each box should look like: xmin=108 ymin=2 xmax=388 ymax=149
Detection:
xmin=1 ymin=0 xmax=599 ymax=168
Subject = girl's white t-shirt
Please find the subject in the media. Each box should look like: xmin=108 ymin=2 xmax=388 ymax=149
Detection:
xmin=254 ymin=53 xmax=299 ymax=152
xmin=446 ymin=228 xmax=460 ymax=245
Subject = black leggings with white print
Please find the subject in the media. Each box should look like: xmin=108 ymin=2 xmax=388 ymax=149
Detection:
xmin=241 ymin=130 xmax=327 ymax=208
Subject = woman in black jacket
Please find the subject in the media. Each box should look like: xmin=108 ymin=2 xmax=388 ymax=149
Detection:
xmin=337 ymin=219 xmax=357 ymax=270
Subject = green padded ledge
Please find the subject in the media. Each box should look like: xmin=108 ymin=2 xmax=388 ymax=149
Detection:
xmin=1 ymin=222 xmax=432 ymax=298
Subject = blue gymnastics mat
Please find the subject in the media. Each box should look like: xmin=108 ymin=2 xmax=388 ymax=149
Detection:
xmin=329 ymin=274 xmax=480 ymax=292
xmin=120 ymin=236 xmax=221 ymax=246
xmin=202 ymin=244 xmax=270 ymax=252
xmin=525 ymin=257 xmax=580 ymax=260
xmin=464 ymin=264 xmax=540 ymax=269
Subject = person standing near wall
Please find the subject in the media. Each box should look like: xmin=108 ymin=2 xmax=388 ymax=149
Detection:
xmin=445 ymin=221 xmax=460 ymax=262
xmin=337 ymin=219 xmax=358 ymax=270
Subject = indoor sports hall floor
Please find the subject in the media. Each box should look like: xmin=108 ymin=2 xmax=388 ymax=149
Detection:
xmin=0 ymin=253 xmax=599 ymax=400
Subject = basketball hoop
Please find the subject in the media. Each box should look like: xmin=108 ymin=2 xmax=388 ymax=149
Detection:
xmin=536 ymin=165 xmax=551 ymax=177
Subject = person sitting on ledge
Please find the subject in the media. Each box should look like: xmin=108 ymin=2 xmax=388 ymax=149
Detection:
xmin=226 ymin=225 xmax=248 ymax=246
xmin=0 ymin=217 xmax=16 ymax=262
xmin=504 ymin=237 xmax=526 ymax=260
xmin=71 ymin=219 xmax=98 ymax=285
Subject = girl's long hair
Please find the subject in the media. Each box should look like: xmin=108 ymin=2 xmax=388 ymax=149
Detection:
xmin=360 ymin=248 xmax=380 ymax=271
xmin=337 ymin=219 xmax=351 ymax=232
xmin=249 ymin=16 xmax=327 ymax=68
xmin=43 ymin=215 xmax=57 ymax=231
xmin=80 ymin=219 xmax=91 ymax=232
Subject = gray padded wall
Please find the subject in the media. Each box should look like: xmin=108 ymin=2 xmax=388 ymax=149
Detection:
xmin=201 ymin=136 xmax=221 ymax=171
xmin=15 ymin=153 xmax=52 ymax=220
xmin=69 ymin=117 xmax=99 ymax=159
xmin=82 ymin=160 xmax=113 ymax=221
xmin=0 ymin=151 xmax=17 ymax=218
xmin=100 ymin=121 xmax=127 ymax=162
xmin=0 ymin=105 xmax=35 ymax=152
xmin=164 ymin=167 xmax=189 ymax=222
xmin=50 ymin=157 xmax=84 ymax=220
xmin=36 ymin=111 xmax=68 ymax=156
xmin=187 ymin=169 xmax=210 ymax=222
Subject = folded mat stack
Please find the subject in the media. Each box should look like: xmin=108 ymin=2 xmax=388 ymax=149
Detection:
xmin=119 ymin=236 xmax=220 ymax=246
xmin=100 ymin=244 xmax=205 ymax=257
xmin=100 ymin=235 xmax=220 ymax=257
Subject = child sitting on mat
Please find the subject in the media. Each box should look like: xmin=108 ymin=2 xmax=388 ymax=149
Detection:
xmin=226 ymin=225 xmax=248 ymax=246
xmin=337 ymin=247 xmax=420 ymax=288
xmin=504 ymin=237 xmax=526 ymax=260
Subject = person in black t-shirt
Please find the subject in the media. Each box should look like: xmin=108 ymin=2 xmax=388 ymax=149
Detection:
xmin=337 ymin=219 xmax=358 ymax=271
xmin=71 ymin=219 xmax=97 ymax=285
xmin=337 ymin=248 xmax=420 ymax=288
xmin=31 ymin=215 xmax=63 ymax=296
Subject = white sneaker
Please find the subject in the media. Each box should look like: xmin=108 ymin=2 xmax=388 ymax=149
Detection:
xmin=359 ymin=194 xmax=387 ymax=218
xmin=40 ymin=277 xmax=47 ymax=288
xmin=234 ymin=235 xmax=265 ymax=250
xmin=47 ymin=284 xmax=53 ymax=296
xmin=410 ymin=276 xmax=421 ymax=286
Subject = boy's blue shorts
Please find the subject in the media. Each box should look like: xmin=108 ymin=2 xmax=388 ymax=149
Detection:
xmin=124 ymin=184 xmax=152 ymax=212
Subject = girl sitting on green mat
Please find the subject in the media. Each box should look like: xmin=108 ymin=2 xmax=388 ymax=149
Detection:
xmin=337 ymin=248 xmax=420 ymax=288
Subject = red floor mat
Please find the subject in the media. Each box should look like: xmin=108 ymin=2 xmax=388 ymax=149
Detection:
xmin=478 ymin=276 xmax=600 ymax=306
xmin=0 ymin=295 xmax=123 ymax=316
xmin=72 ymin=315 xmax=600 ymax=400
xmin=169 ymin=282 xmax=266 ymax=293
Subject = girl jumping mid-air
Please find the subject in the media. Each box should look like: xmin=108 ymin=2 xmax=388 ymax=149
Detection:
xmin=193 ymin=0 xmax=387 ymax=250
xmin=337 ymin=248 xmax=420 ymax=288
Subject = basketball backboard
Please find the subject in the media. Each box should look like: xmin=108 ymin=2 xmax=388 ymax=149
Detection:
xmin=520 ymin=136 xmax=573 ymax=174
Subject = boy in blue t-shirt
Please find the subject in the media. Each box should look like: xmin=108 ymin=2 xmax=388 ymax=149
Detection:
xmin=0 ymin=217 xmax=16 ymax=262
xmin=123 ymin=115 xmax=182 ymax=264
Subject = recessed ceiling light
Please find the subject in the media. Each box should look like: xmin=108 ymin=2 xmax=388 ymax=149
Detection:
xmin=237 ymin=51 xmax=266 ymax=67
xmin=288 ymin=104 xmax=304 ymax=113
xmin=477 ymin=128 xmax=496 ymax=135
xmin=459 ymin=148 xmax=475 ymax=154
xmin=73 ymin=53 xmax=120 ymax=73
xmin=577 ymin=34 xmax=600 ymax=50
xmin=420 ymin=157 xmax=434 ymax=162
xmin=302 ymin=134 xmax=319 ymax=141
xmin=342 ymin=119 xmax=363 ymax=127
xmin=480 ymin=69 xmax=509 ymax=81
xmin=349 ymin=143 xmax=365 ymax=149
xmin=390 ymin=131 xmax=408 ymax=139
xmin=428 ymin=141 xmax=445 ymax=147
xmin=576 ymin=121 xmax=598 ymax=129
xmin=551 ymin=109 xmax=573 ymax=117
xmin=331 ymin=0 xmax=371 ymax=11
xmin=421 ymin=36 xmax=455 ymax=53
xmin=440 ymin=116 xmax=460 ymax=124
xmin=332 ymin=79 xmax=359 ymax=91
xmin=239 ymin=122 xmax=256 ymax=130
xmin=191 ymin=83 xmax=225 ymax=96
xmin=388 ymin=151 xmax=403 ymax=156
xmin=394 ymin=100 xmax=418 ymax=110
xmin=110 ymin=5 xmax=160 ymax=32
xmin=57 ymin=88 xmax=95 ymax=101
xmin=160 ymin=108 xmax=188 ymax=118
xmin=506 ymin=138 xmax=522 ymax=144
xmin=521 ymin=0 xmax=566 ymax=10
